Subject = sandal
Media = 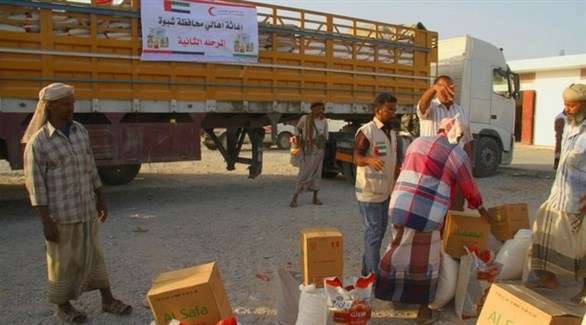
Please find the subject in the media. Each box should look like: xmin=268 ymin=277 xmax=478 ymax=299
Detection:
xmin=102 ymin=299 xmax=133 ymax=316
xmin=57 ymin=307 xmax=88 ymax=324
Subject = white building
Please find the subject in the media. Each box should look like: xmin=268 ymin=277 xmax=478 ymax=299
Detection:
xmin=508 ymin=54 xmax=586 ymax=146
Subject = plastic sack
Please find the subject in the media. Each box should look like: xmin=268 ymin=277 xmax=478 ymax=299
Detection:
xmin=454 ymin=247 xmax=500 ymax=319
xmin=295 ymin=284 xmax=327 ymax=325
xmin=324 ymin=273 xmax=375 ymax=325
xmin=277 ymin=268 xmax=301 ymax=325
xmin=495 ymin=229 xmax=532 ymax=280
xmin=429 ymin=251 xmax=459 ymax=310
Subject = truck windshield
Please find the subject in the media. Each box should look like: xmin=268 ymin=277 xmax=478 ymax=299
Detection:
xmin=492 ymin=68 xmax=511 ymax=98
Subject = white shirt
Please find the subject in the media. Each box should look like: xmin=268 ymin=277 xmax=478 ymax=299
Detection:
xmin=547 ymin=118 xmax=586 ymax=214
xmin=417 ymin=98 xmax=472 ymax=144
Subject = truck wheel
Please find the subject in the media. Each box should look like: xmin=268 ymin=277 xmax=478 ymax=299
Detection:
xmin=276 ymin=132 xmax=292 ymax=150
xmin=98 ymin=164 xmax=141 ymax=185
xmin=341 ymin=162 xmax=356 ymax=184
xmin=474 ymin=137 xmax=501 ymax=178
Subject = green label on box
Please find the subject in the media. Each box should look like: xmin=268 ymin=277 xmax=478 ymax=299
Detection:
xmin=486 ymin=310 xmax=514 ymax=325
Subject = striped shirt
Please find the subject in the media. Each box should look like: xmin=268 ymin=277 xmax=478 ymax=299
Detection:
xmin=389 ymin=135 xmax=483 ymax=232
xmin=417 ymin=98 xmax=472 ymax=144
xmin=547 ymin=118 xmax=586 ymax=214
xmin=24 ymin=121 xmax=102 ymax=224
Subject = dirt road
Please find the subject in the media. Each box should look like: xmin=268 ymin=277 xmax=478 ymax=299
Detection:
xmin=0 ymin=148 xmax=582 ymax=324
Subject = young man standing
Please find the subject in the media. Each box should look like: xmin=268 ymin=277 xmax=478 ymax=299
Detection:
xmin=354 ymin=92 xmax=403 ymax=276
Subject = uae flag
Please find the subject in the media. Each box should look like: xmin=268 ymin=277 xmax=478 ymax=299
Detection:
xmin=164 ymin=0 xmax=191 ymax=14
xmin=374 ymin=142 xmax=387 ymax=156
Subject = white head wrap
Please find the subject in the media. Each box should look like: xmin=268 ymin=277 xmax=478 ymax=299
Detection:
xmin=21 ymin=83 xmax=74 ymax=143
xmin=563 ymin=83 xmax=586 ymax=102
xmin=438 ymin=114 xmax=467 ymax=144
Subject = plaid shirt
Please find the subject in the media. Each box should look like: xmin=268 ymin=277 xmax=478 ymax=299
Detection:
xmin=389 ymin=135 xmax=483 ymax=232
xmin=547 ymin=118 xmax=586 ymax=214
xmin=24 ymin=121 xmax=102 ymax=224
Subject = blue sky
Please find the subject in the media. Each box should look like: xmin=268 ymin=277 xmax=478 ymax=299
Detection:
xmin=256 ymin=0 xmax=586 ymax=60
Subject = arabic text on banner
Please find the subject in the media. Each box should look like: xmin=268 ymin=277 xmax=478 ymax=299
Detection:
xmin=140 ymin=0 xmax=258 ymax=63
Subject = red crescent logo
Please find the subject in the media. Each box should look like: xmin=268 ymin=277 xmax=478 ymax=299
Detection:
xmin=208 ymin=6 xmax=216 ymax=16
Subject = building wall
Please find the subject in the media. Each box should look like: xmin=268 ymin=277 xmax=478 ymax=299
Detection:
xmin=518 ymin=68 xmax=583 ymax=146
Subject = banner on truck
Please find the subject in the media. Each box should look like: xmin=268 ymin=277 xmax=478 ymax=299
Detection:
xmin=140 ymin=0 xmax=258 ymax=63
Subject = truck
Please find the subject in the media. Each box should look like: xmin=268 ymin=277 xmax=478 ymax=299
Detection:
xmin=0 ymin=0 xmax=516 ymax=185
xmin=332 ymin=35 xmax=520 ymax=182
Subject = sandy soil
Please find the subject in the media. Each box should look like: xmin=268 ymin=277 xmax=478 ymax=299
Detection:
xmin=0 ymin=148 xmax=583 ymax=324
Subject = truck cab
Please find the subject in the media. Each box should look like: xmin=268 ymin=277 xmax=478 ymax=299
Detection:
xmin=436 ymin=36 xmax=519 ymax=177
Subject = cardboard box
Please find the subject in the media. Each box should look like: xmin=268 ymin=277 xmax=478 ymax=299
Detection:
xmin=488 ymin=203 xmax=530 ymax=241
xmin=443 ymin=210 xmax=490 ymax=258
xmin=147 ymin=262 xmax=233 ymax=325
xmin=300 ymin=227 xmax=343 ymax=287
xmin=478 ymin=283 xmax=581 ymax=325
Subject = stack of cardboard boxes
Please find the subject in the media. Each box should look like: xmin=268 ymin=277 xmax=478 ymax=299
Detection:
xmin=143 ymin=205 xmax=582 ymax=325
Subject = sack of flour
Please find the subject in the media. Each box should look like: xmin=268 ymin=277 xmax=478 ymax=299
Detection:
xmin=429 ymin=251 xmax=459 ymax=310
xmin=295 ymin=284 xmax=327 ymax=325
xmin=324 ymin=273 xmax=375 ymax=325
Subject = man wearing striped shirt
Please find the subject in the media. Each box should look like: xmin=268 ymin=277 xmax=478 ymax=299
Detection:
xmin=530 ymin=83 xmax=586 ymax=304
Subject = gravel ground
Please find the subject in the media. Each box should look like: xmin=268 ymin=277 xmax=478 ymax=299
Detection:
xmin=0 ymin=148 xmax=583 ymax=324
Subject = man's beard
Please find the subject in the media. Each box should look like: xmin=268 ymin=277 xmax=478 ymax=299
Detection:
xmin=568 ymin=109 xmax=586 ymax=126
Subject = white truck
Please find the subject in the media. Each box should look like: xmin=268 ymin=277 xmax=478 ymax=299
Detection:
xmin=437 ymin=35 xmax=519 ymax=177
xmin=332 ymin=35 xmax=519 ymax=181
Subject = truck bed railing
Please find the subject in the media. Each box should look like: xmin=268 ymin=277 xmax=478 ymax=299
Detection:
xmin=0 ymin=0 xmax=437 ymax=110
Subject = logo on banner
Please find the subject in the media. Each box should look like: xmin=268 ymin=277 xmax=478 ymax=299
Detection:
xmin=164 ymin=0 xmax=191 ymax=14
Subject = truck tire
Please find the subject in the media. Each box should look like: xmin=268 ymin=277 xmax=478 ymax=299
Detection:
xmin=474 ymin=137 xmax=501 ymax=178
xmin=341 ymin=162 xmax=356 ymax=184
xmin=276 ymin=131 xmax=292 ymax=150
xmin=98 ymin=164 xmax=141 ymax=185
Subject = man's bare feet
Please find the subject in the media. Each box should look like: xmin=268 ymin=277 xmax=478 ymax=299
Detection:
xmin=416 ymin=304 xmax=435 ymax=324
xmin=289 ymin=200 xmax=298 ymax=208
xmin=535 ymin=272 xmax=560 ymax=289
xmin=312 ymin=191 xmax=322 ymax=205
xmin=526 ymin=271 xmax=559 ymax=290
xmin=58 ymin=302 xmax=88 ymax=323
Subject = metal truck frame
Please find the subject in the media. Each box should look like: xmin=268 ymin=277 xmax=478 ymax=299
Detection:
xmin=0 ymin=0 xmax=437 ymax=184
